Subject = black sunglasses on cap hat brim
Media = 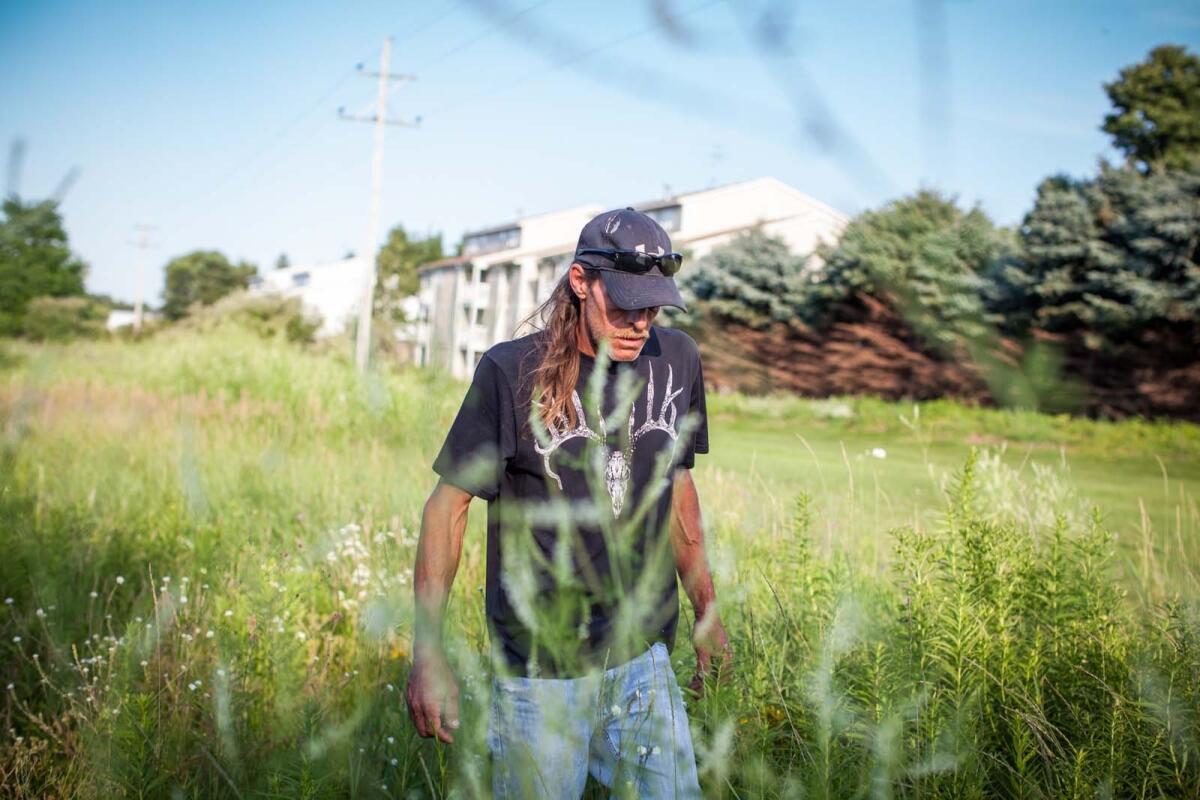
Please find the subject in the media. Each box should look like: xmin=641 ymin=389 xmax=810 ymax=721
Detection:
xmin=575 ymin=247 xmax=684 ymax=277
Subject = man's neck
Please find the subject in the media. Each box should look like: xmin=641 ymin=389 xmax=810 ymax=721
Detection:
xmin=575 ymin=320 xmax=597 ymax=358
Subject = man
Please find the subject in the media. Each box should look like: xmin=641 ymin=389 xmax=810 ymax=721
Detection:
xmin=406 ymin=207 xmax=732 ymax=798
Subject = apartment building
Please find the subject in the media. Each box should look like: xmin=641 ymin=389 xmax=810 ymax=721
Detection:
xmin=414 ymin=177 xmax=849 ymax=378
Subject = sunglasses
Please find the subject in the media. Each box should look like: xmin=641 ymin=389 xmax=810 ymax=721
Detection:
xmin=577 ymin=248 xmax=684 ymax=276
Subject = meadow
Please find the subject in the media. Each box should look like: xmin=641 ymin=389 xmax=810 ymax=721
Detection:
xmin=1 ymin=324 xmax=1198 ymax=798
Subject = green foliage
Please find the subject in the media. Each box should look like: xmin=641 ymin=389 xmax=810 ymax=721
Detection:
xmin=678 ymin=228 xmax=813 ymax=330
xmin=1103 ymin=44 xmax=1200 ymax=174
xmin=375 ymin=225 xmax=443 ymax=318
xmin=811 ymin=190 xmax=1013 ymax=358
xmin=180 ymin=291 xmax=322 ymax=345
xmin=161 ymin=250 xmax=257 ymax=321
xmin=990 ymin=164 xmax=1200 ymax=348
xmin=21 ymin=296 xmax=107 ymax=341
xmin=0 ymin=196 xmax=87 ymax=336
xmin=0 ymin=330 xmax=1197 ymax=797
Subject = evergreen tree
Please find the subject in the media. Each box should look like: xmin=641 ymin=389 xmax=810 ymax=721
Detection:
xmin=810 ymin=190 xmax=1011 ymax=356
xmin=678 ymin=228 xmax=811 ymax=330
xmin=993 ymin=164 xmax=1199 ymax=350
xmin=0 ymin=196 xmax=87 ymax=336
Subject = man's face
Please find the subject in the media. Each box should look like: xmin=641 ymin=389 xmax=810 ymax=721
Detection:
xmin=571 ymin=264 xmax=660 ymax=361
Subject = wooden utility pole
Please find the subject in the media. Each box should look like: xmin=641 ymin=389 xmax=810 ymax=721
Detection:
xmin=128 ymin=223 xmax=158 ymax=332
xmin=340 ymin=37 xmax=419 ymax=372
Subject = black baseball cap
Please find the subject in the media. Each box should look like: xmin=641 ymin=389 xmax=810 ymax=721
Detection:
xmin=573 ymin=207 xmax=688 ymax=311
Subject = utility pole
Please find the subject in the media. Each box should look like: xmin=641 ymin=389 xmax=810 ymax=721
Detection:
xmin=340 ymin=37 xmax=419 ymax=372
xmin=128 ymin=224 xmax=158 ymax=333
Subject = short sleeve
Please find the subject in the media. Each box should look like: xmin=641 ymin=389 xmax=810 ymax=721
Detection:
xmin=432 ymin=354 xmax=517 ymax=500
xmin=677 ymin=356 xmax=709 ymax=470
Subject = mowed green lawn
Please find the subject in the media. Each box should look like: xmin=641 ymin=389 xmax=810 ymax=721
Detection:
xmin=694 ymin=397 xmax=1199 ymax=602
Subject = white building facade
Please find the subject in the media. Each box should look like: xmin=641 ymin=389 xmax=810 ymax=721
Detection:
xmin=414 ymin=177 xmax=849 ymax=378
xmin=247 ymin=255 xmax=418 ymax=343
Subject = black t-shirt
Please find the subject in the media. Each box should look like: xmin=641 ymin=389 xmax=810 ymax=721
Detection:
xmin=432 ymin=325 xmax=709 ymax=677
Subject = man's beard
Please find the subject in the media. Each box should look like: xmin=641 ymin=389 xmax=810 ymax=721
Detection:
xmin=584 ymin=303 xmax=645 ymax=358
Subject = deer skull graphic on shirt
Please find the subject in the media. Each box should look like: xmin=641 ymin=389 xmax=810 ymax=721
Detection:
xmin=535 ymin=364 xmax=683 ymax=517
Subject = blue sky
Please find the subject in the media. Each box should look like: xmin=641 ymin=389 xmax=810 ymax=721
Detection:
xmin=1 ymin=0 xmax=1197 ymax=304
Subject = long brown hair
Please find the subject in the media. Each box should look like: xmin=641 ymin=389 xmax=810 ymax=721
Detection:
xmin=519 ymin=267 xmax=596 ymax=429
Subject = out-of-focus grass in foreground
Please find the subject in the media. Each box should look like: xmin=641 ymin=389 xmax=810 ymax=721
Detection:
xmin=1 ymin=329 xmax=1197 ymax=798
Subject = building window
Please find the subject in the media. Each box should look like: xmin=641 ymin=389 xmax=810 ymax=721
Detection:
xmin=292 ymin=271 xmax=310 ymax=287
xmin=463 ymin=226 xmax=520 ymax=256
xmin=474 ymin=307 xmax=485 ymax=327
xmin=248 ymin=276 xmax=263 ymax=289
xmin=642 ymin=204 xmax=681 ymax=233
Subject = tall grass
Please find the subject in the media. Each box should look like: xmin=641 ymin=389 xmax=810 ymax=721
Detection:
xmin=1 ymin=328 xmax=1198 ymax=797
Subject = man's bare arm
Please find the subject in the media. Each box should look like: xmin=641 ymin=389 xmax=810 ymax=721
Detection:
xmin=669 ymin=469 xmax=732 ymax=693
xmin=406 ymin=478 xmax=473 ymax=743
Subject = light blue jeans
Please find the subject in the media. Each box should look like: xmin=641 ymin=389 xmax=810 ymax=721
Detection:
xmin=487 ymin=642 xmax=703 ymax=799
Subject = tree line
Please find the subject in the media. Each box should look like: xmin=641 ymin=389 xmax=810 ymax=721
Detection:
xmin=678 ymin=44 xmax=1199 ymax=417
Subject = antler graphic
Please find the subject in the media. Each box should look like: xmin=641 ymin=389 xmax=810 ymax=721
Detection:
xmin=535 ymin=364 xmax=684 ymax=518
xmin=534 ymin=391 xmax=605 ymax=490
xmin=629 ymin=364 xmax=684 ymax=454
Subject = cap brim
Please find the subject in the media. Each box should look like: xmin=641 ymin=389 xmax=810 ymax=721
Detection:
xmin=597 ymin=269 xmax=688 ymax=312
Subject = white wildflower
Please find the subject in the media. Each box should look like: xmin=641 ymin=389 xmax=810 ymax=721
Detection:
xmin=89 ymin=591 xmax=99 ymax=598
xmin=871 ymin=447 xmax=887 ymax=459
xmin=115 ymin=576 xmax=125 ymax=585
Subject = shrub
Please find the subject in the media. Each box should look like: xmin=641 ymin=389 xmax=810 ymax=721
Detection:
xmin=179 ymin=291 xmax=321 ymax=345
xmin=21 ymin=296 xmax=107 ymax=341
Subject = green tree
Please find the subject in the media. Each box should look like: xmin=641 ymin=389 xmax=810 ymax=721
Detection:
xmin=376 ymin=225 xmax=442 ymax=298
xmin=274 ymin=252 xmax=291 ymax=270
xmin=1102 ymin=44 xmax=1200 ymax=173
xmin=161 ymin=250 xmax=256 ymax=321
xmin=0 ymin=197 xmax=87 ymax=336
xmin=993 ymin=163 xmax=1200 ymax=349
xmin=678 ymin=228 xmax=812 ymax=330
xmin=810 ymin=190 xmax=1012 ymax=356
xmin=374 ymin=224 xmax=442 ymax=318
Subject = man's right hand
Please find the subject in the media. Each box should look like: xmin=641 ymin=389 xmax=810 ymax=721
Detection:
xmin=405 ymin=646 xmax=460 ymax=743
